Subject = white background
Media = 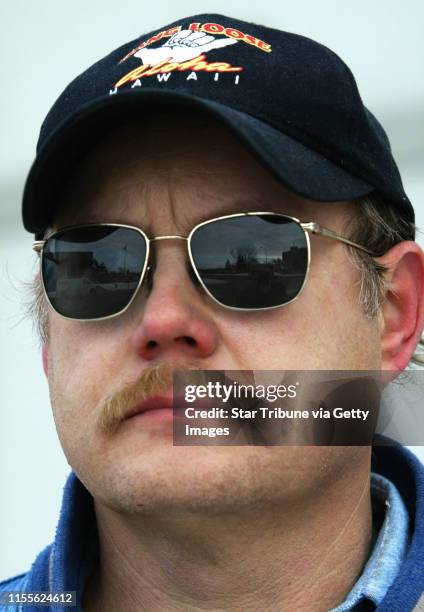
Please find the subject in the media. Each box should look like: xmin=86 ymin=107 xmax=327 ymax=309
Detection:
xmin=0 ymin=1 xmax=423 ymax=581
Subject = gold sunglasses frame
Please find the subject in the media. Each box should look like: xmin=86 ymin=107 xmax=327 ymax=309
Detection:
xmin=32 ymin=212 xmax=375 ymax=322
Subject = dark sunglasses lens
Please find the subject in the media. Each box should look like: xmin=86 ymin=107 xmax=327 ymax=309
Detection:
xmin=190 ymin=215 xmax=308 ymax=309
xmin=42 ymin=226 xmax=147 ymax=319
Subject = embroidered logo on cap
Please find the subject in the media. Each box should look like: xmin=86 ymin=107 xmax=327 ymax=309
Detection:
xmin=110 ymin=20 xmax=271 ymax=93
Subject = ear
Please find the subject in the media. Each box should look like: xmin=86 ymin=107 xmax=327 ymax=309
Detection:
xmin=42 ymin=345 xmax=49 ymax=377
xmin=377 ymin=241 xmax=424 ymax=371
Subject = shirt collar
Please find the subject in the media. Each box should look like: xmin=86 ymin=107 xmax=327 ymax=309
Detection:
xmin=331 ymin=472 xmax=410 ymax=611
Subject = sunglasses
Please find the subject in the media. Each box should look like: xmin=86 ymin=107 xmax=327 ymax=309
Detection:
xmin=33 ymin=212 xmax=374 ymax=321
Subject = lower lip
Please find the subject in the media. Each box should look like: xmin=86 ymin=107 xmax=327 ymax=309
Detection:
xmin=127 ymin=408 xmax=175 ymax=422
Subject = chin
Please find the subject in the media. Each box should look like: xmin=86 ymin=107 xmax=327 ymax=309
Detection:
xmin=77 ymin=444 xmax=350 ymax=516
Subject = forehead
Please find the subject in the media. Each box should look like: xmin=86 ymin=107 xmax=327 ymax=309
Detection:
xmin=54 ymin=111 xmax=351 ymax=231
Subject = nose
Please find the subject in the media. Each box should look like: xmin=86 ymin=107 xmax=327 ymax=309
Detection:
xmin=131 ymin=242 xmax=219 ymax=362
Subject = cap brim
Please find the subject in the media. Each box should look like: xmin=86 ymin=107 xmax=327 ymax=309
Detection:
xmin=23 ymin=89 xmax=374 ymax=234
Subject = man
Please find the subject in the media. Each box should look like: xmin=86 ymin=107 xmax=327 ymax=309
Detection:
xmin=1 ymin=13 xmax=423 ymax=612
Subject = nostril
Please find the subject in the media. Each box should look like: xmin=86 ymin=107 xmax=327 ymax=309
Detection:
xmin=144 ymin=336 xmax=196 ymax=352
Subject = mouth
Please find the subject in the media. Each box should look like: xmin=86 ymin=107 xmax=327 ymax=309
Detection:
xmin=122 ymin=390 xmax=218 ymax=425
xmin=124 ymin=394 xmax=176 ymax=422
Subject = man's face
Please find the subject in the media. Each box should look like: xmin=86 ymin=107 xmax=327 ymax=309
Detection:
xmin=45 ymin=117 xmax=381 ymax=514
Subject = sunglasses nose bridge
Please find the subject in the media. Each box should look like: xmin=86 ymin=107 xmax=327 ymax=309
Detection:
xmin=149 ymin=235 xmax=188 ymax=243
xmin=146 ymin=234 xmax=195 ymax=288
xmin=147 ymin=234 xmax=190 ymax=275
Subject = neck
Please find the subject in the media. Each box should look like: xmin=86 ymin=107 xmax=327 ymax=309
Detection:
xmin=83 ymin=467 xmax=372 ymax=612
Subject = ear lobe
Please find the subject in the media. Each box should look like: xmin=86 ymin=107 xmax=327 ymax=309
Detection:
xmin=379 ymin=242 xmax=424 ymax=371
xmin=42 ymin=345 xmax=49 ymax=377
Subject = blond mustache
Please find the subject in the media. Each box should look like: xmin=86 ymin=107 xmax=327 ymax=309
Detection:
xmin=97 ymin=361 xmax=199 ymax=433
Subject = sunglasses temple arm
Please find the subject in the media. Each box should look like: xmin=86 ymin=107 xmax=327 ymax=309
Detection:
xmin=301 ymin=222 xmax=375 ymax=255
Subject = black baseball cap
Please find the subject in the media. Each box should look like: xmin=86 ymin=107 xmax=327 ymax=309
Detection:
xmin=22 ymin=13 xmax=414 ymax=237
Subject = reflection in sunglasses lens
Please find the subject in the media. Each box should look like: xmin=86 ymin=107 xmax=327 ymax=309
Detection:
xmin=42 ymin=226 xmax=147 ymax=319
xmin=190 ymin=215 xmax=308 ymax=308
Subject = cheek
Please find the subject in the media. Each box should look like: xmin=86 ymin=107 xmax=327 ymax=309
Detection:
xmin=49 ymin=316 xmax=130 ymax=379
xmin=47 ymin=319 xmax=131 ymax=458
xmin=216 ymin=308 xmax=316 ymax=369
xmin=297 ymin=253 xmax=381 ymax=367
